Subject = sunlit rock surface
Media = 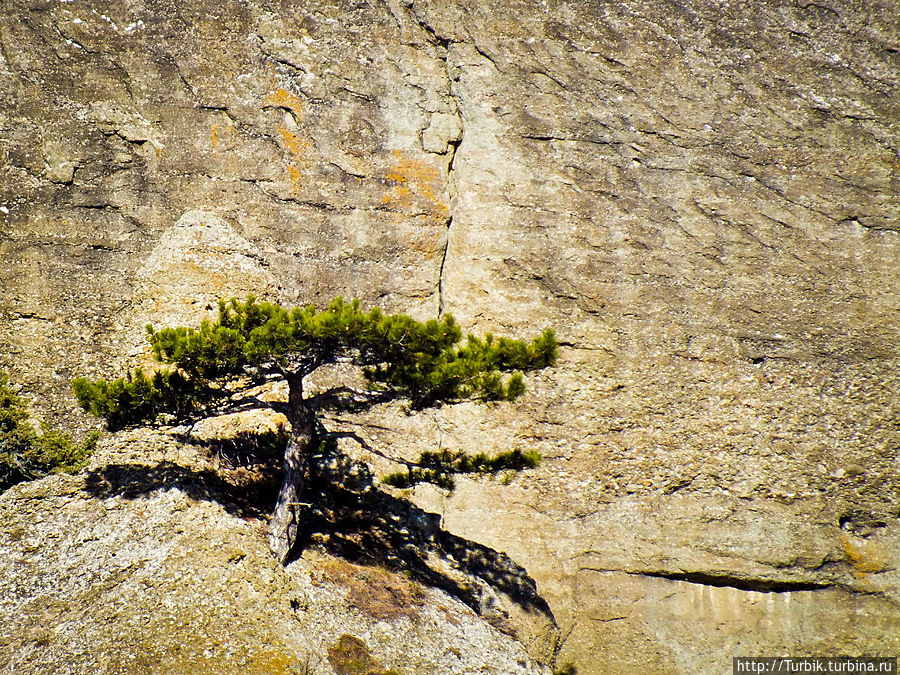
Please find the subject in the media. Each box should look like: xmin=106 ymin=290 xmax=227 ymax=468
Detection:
xmin=0 ymin=0 xmax=897 ymax=671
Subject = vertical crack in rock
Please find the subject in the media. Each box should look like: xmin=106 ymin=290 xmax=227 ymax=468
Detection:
xmin=387 ymin=1 xmax=466 ymax=316
xmin=405 ymin=2 xmax=456 ymax=51
xmin=438 ymin=133 xmax=460 ymax=317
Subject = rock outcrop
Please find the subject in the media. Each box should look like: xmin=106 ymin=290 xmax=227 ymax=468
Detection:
xmin=0 ymin=432 xmax=548 ymax=674
xmin=1 ymin=0 xmax=897 ymax=672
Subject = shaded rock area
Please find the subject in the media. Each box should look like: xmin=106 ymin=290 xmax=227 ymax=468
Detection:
xmin=0 ymin=432 xmax=550 ymax=674
xmin=0 ymin=0 xmax=897 ymax=672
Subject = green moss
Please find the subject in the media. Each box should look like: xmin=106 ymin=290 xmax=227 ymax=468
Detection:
xmin=327 ymin=634 xmax=402 ymax=675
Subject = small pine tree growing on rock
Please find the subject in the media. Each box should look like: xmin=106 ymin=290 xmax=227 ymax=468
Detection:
xmin=0 ymin=371 xmax=98 ymax=492
xmin=73 ymin=296 xmax=557 ymax=563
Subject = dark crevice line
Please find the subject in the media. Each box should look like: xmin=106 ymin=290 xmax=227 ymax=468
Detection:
xmin=437 ymin=137 xmax=459 ymax=318
xmin=628 ymin=569 xmax=834 ymax=593
xmin=580 ymin=566 xmax=838 ymax=593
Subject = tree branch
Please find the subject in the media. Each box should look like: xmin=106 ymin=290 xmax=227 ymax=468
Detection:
xmin=322 ymin=430 xmax=416 ymax=469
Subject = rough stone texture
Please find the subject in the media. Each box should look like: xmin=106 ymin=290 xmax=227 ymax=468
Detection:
xmin=0 ymin=433 xmax=547 ymax=675
xmin=1 ymin=0 xmax=898 ymax=672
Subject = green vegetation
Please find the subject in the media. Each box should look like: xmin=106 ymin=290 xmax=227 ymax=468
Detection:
xmin=73 ymin=296 xmax=557 ymax=429
xmin=0 ymin=371 xmax=98 ymax=492
xmin=73 ymin=296 xmax=557 ymax=562
xmin=327 ymin=634 xmax=402 ymax=675
xmin=72 ymin=367 xmax=199 ymax=432
xmin=383 ymin=447 xmax=541 ymax=490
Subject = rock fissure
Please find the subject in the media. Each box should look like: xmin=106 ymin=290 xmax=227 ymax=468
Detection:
xmin=579 ymin=567 xmax=836 ymax=594
xmin=20 ymin=15 xmax=67 ymax=63
xmin=434 ymin=54 xmax=464 ymax=319
xmin=591 ymin=615 xmax=629 ymax=623
xmin=437 ymin=199 xmax=453 ymax=317
xmin=405 ymin=3 xmax=457 ymax=51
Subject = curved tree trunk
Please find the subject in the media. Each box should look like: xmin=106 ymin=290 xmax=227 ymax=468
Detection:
xmin=268 ymin=373 xmax=315 ymax=564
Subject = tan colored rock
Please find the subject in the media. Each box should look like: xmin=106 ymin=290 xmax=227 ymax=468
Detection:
xmin=0 ymin=0 xmax=897 ymax=671
xmin=0 ymin=433 xmax=547 ymax=675
xmin=190 ymin=409 xmax=289 ymax=445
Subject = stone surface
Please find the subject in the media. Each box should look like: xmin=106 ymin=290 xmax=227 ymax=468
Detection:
xmin=0 ymin=432 xmax=547 ymax=674
xmin=1 ymin=0 xmax=898 ymax=672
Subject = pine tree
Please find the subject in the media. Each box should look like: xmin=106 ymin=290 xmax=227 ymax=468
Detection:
xmin=1 ymin=371 xmax=98 ymax=492
xmin=73 ymin=296 xmax=557 ymax=563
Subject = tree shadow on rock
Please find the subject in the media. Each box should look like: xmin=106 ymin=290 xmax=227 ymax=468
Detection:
xmin=82 ymin=435 xmax=556 ymax=631
xmin=83 ymin=459 xmax=279 ymax=519
xmin=298 ymin=445 xmax=556 ymax=627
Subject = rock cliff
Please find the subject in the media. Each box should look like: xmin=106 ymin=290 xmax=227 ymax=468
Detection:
xmin=1 ymin=0 xmax=897 ymax=672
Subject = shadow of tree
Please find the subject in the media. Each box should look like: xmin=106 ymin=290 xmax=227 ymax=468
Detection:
xmin=298 ymin=448 xmax=555 ymax=623
xmin=84 ymin=460 xmax=277 ymax=518
xmin=82 ymin=439 xmax=556 ymax=630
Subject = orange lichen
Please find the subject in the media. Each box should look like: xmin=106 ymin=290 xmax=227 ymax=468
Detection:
xmin=409 ymin=227 xmax=443 ymax=257
xmin=211 ymin=119 xmax=235 ymax=154
xmin=842 ymin=534 xmax=888 ymax=579
xmin=381 ymin=149 xmax=448 ymax=223
xmin=287 ymin=165 xmax=302 ymax=196
xmin=275 ymin=125 xmax=309 ymax=159
xmin=381 ymin=185 xmax=410 ymax=204
xmin=264 ymin=87 xmax=304 ymax=123
xmin=272 ymin=125 xmax=312 ymax=195
xmin=380 ymin=150 xmax=450 ymax=260
xmin=261 ymin=87 xmax=321 ymax=196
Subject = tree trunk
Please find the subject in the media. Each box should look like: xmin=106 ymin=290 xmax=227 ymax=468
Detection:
xmin=268 ymin=373 xmax=315 ymax=564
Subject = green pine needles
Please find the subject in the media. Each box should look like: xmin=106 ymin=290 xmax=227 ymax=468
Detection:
xmin=73 ymin=296 xmax=557 ymax=558
xmin=1 ymin=371 xmax=98 ymax=492
xmin=74 ymin=296 xmax=557 ymax=431
xmin=73 ymin=368 xmax=201 ymax=432
xmin=383 ymin=448 xmax=541 ymax=490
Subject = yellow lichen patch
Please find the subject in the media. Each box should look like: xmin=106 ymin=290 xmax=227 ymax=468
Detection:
xmin=264 ymin=87 xmax=304 ymax=123
xmin=386 ymin=165 xmax=408 ymax=183
xmin=245 ymin=648 xmax=301 ymax=675
xmin=274 ymin=125 xmax=312 ymax=195
xmin=381 ymin=184 xmax=410 ymax=204
xmin=842 ymin=534 xmax=889 ymax=578
xmin=288 ymin=165 xmax=302 ymax=196
xmin=408 ymin=225 xmax=443 ymax=257
xmin=211 ymin=119 xmax=235 ymax=154
xmin=276 ymin=125 xmax=309 ymax=159
xmin=381 ymin=149 xmax=448 ymax=223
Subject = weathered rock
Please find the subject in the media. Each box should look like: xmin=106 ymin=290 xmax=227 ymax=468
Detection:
xmin=0 ymin=432 xmax=547 ymax=674
xmin=0 ymin=0 xmax=897 ymax=671
xmin=190 ymin=409 xmax=289 ymax=446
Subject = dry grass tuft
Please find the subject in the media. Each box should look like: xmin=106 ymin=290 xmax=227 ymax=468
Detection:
xmin=320 ymin=558 xmax=426 ymax=621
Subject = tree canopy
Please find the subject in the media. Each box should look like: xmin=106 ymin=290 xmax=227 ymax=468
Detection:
xmin=74 ymin=296 xmax=557 ymax=562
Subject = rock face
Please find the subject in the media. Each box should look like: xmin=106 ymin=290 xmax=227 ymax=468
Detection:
xmin=0 ymin=432 xmax=547 ymax=674
xmin=1 ymin=0 xmax=898 ymax=672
